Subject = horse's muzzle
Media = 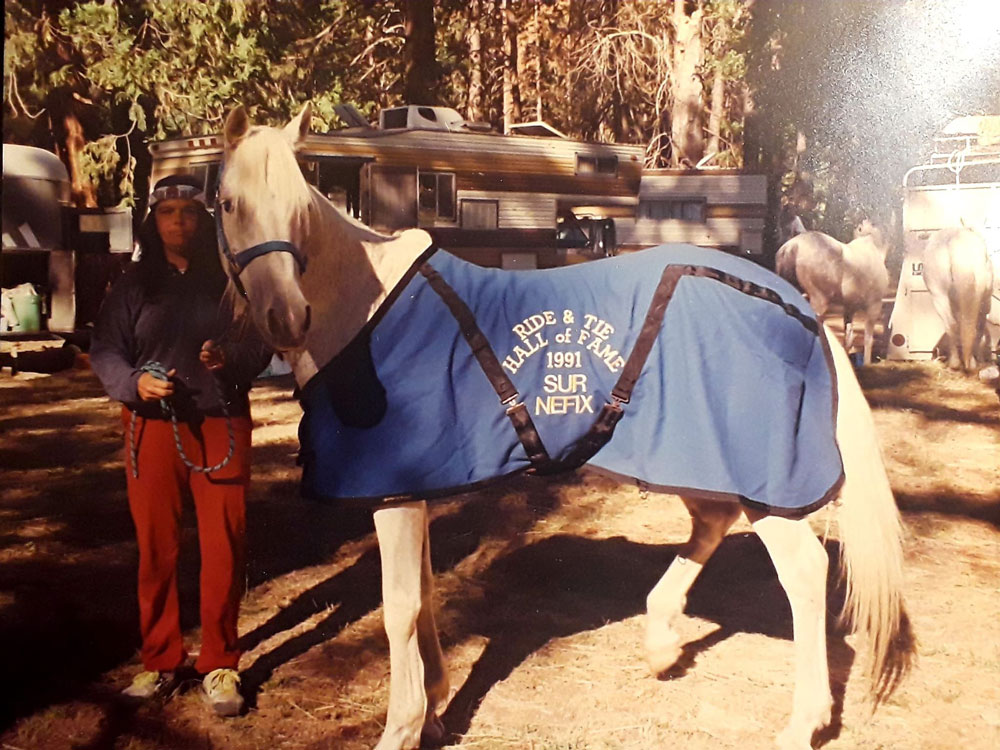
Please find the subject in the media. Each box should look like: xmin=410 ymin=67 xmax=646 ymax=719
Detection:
xmin=264 ymin=302 xmax=311 ymax=351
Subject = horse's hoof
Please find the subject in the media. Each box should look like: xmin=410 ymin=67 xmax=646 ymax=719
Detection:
xmin=645 ymin=628 xmax=683 ymax=676
xmin=421 ymin=714 xmax=447 ymax=746
xmin=774 ymin=701 xmax=831 ymax=750
xmin=775 ymin=726 xmax=813 ymax=750
xmin=373 ymin=724 xmax=422 ymax=750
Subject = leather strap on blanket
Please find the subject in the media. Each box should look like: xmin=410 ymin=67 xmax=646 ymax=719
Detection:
xmin=419 ymin=263 xmax=554 ymax=470
xmin=420 ymin=261 xmax=681 ymax=474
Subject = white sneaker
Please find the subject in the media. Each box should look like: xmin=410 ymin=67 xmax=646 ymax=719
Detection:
xmin=202 ymin=668 xmax=244 ymax=717
xmin=122 ymin=670 xmax=175 ymax=699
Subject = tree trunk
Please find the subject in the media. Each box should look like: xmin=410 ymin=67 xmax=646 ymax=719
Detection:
xmin=501 ymin=0 xmax=522 ymax=132
xmin=706 ymin=62 xmax=725 ymax=160
xmin=403 ymin=0 xmax=438 ymax=105
xmin=64 ymin=113 xmax=97 ymax=209
xmin=467 ymin=0 xmax=485 ymax=122
xmin=670 ymin=0 xmax=704 ymax=166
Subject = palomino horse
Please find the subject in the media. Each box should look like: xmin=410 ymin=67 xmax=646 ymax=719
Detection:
xmin=921 ymin=227 xmax=994 ymax=372
xmin=775 ymin=222 xmax=890 ymax=365
xmin=217 ymin=105 xmax=912 ymax=750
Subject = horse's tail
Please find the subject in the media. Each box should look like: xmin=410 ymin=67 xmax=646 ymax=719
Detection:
xmin=825 ymin=325 xmax=915 ymax=704
xmin=948 ymin=239 xmax=990 ymax=370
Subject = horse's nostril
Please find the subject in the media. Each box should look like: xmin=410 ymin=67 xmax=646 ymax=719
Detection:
xmin=266 ymin=307 xmax=281 ymax=338
xmin=303 ymin=305 xmax=312 ymax=334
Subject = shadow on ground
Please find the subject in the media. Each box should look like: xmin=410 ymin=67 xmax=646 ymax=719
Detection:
xmin=436 ymin=531 xmax=854 ymax=746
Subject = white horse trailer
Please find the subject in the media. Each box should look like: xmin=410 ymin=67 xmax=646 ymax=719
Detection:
xmin=888 ymin=116 xmax=1000 ymax=360
xmin=2 ymin=144 xmax=133 ymax=337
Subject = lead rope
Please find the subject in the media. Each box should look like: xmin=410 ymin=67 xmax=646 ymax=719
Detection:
xmin=129 ymin=361 xmax=235 ymax=478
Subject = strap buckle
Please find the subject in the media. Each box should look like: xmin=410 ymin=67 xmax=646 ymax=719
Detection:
xmin=501 ymin=392 xmax=521 ymax=413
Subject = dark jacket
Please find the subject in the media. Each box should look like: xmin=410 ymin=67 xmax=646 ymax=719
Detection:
xmin=91 ymin=264 xmax=272 ymax=421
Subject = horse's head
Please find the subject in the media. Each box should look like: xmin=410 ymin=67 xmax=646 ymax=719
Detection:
xmin=217 ymin=104 xmax=313 ymax=351
xmin=853 ymin=217 xmax=891 ymax=259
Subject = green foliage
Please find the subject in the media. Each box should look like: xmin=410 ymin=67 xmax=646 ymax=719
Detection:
xmin=9 ymin=0 xmax=989 ymax=228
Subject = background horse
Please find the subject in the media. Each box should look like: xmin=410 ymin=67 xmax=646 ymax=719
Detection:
xmin=217 ymin=104 xmax=913 ymax=750
xmin=778 ymin=207 xmax=807 ymax=246
xmin=921 ymin=227 xmax=994 ymax=372
xmin=775 ymin=222 xmax=890 ymax=365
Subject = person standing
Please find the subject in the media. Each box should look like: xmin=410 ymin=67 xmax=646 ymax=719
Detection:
xmin=91 ymin=174 xmax=271 ymax=716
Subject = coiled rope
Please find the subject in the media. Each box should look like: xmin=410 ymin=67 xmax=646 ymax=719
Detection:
xmin=129 ymin=361 xmax=235 ymax=478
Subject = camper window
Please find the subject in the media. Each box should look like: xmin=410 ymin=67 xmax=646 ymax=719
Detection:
xmin=576 ymin=154 xmax=618 ymax=176
xmin=382 ymin=108 xmax=409 ymax=129
xmin=418 ymin=172 xmax=456 ymax=220
xmin=638 ymin=199 xmax=706 ymax=222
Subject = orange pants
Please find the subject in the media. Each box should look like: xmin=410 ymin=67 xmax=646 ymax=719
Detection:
xmin=122 ymin=407 xmax=252 ymax=674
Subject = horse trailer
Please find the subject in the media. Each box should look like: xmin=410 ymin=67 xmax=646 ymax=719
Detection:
xmin=2 ymin=144 xmax=133 ymax=339
xmin=149 ymin=105 xmax=767 ymax=269
xmin=888 ymin=115 xmax=1000 ymax=360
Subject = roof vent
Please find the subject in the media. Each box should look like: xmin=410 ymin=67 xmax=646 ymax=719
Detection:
xmin=378 ymin=105 xmax=484 ymax=133
xmin=334 ymin=103 xmax=373 ymax=129
xmin=509 ymin=121 xmax=567 ymax=138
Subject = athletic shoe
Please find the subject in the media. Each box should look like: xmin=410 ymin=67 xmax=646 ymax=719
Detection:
xmin=202 ymin=668 xmax=244 ymax=717
xmin=121 ymin=669 xmax=175 ymax=699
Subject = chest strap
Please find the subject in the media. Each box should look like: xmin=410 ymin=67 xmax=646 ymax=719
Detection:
xmin=554 ymin=265 xmax=684 ymax=471
xmin=419 ymin=263 xmax=552 ymax=470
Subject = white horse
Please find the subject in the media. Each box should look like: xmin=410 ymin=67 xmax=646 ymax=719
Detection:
xmin=775 ymin=222 xmax=890 ymax=365
xmin=921 ymin=227 xmax=994 ymax=372
xmin=217 ymin=105 xmax=912 ymax=750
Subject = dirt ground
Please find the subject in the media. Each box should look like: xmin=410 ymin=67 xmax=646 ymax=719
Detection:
xmin=1 ymin=351 xmax=998 ymax=750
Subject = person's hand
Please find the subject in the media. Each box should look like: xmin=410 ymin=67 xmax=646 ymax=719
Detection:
xmin=200 ymin=340 xmax=225 ymax=371
xmin=137 ymin=369 xmax=176 ymax=401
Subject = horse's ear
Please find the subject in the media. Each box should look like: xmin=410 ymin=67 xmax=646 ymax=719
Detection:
xmin=283 ymin=103 xmax=312 ymax=148
xmin=224 ymin=106 xmax=250 ymax=149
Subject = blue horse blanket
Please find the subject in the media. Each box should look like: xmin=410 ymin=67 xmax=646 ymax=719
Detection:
xmin=297 ymin=244 xmax=844 ymax=517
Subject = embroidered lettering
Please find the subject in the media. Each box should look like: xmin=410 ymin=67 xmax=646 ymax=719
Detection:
xmin=534 ymin=394 xmax=595 ymax=415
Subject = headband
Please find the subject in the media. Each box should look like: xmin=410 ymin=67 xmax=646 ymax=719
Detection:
xmin=149 ymin=183 xmax=206 ymax=207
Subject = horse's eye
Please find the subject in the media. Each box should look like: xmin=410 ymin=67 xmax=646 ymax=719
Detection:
xmin=220 ymin=199 xmax=234 ymax=214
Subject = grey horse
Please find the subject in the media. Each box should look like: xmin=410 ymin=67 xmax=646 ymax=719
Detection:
xmin=775 ymin=221 xmax=890 ymax=365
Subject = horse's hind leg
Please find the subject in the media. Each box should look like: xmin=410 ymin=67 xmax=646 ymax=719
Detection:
xmin=748 ymin=511 xmax=832 ymax=750
xmin=645 ymin=496 xmax=741 ymax=675
xmin=373 ymin=501 xmax=447 ymax=750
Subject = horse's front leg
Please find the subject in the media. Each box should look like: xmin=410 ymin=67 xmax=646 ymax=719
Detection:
xmin=748 ymin=511 xmax=832 ymax=750
xmin=862 ymin=303 xmax=879 ymax=366
xmin=373 ymin=501 xmax=447 ymax=750
xmin=843 ymin=307 xmax=856 ymax=358
xmin=416 ymin=503 xmax=449 ymax=739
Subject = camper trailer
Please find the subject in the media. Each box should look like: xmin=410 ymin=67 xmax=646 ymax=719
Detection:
xmin=151 ymin=105 xmax=643 ymax=269
xmin=888 ymin=116 xmax=1000 ymax=360
xmin=616 ymin=169 xmax=767 ymax=257
xmin=150 ymin=105 xmax=768 ymax=268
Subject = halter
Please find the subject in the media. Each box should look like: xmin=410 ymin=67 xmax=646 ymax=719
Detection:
xmin=213 ymin=195 xmax=308 ymax=299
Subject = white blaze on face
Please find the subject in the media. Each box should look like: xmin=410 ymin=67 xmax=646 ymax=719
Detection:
xmin=218 ymin=127 xmax=312 ymax=351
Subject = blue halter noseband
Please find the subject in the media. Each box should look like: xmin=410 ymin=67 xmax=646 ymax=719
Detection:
xmin=214 ymin=196 xmax=308 ymax=299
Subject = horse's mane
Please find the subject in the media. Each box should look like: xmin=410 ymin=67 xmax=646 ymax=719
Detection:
xmin=232 ymin=123 xmax=398 ymax=251
xmin=230 ymin=127 xmax=313 ymax=220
